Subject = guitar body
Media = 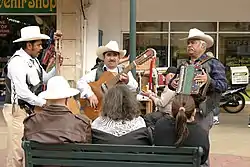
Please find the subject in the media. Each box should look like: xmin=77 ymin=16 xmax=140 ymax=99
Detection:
xmin=79 ymin=48 xmax=157 ymax=120
xmin=67 ymin=97 xmax=81 ymax=114
xmin=79 ymin=71 xmax=116 ymax=120
xmin=34 ymin=97 xmax=80 ymax=114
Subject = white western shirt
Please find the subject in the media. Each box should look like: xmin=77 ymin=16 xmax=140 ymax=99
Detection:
xmin=7 ymin=48 xmax=56 ymax=107
xmin=77 ymin=64 xmax=138 ymax=98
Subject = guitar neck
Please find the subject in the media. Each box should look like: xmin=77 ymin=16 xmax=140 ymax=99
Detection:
xmin=55 ymin=52 xmax=60 ymax=75
xmin=106 ymin=48 xmax=156 ymax=87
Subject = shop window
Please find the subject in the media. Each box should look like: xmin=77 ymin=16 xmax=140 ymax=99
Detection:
xmin=219 ymin=22 xmax=250 ymax=32
xmin=170 ymin=22 xmax=217 ymax=32
xmin=136 ymin=22 xmax=168 ymax=32
xmin=0 ymin=15 xmax=56 ymax=102
xmin=123 ymin=33 xmax=168 ymax=67
xmin=218 ymin=34 xmax=250 ymax=70
xmin=170 ymin=33 xmax=217 ymax=67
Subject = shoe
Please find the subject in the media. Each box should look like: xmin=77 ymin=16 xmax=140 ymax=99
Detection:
xmin=248 ymin=123 xmax=250 ymax=128
xmin=213 ymin=119 xmax=220 ymax=125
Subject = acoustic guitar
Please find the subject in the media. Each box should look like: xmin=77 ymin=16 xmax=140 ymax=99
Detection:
xmin=79 ymin=48 xmax=156 ymax=120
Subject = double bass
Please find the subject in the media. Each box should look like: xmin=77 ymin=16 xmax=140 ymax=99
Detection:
xmin=51 ymin=30 xmax=81 ymax=114
xmin=79 ymin=48 xmax=156 ymax=120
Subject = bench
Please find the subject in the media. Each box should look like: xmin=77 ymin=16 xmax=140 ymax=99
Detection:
xmin=22 ymin=140 xmax=203 ymax=167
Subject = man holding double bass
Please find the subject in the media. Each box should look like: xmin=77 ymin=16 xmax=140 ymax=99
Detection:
xmin=2 ymin=26 xmax=63 ymax=167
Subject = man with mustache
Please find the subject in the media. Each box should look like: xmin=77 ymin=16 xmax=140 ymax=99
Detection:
xmin=77 ymin=40 xmax=138 ymax=108
xmin=2 ymin=26 xmax=63 ymax=167
xmin=168 ymin=28 xmax=228 ymax=167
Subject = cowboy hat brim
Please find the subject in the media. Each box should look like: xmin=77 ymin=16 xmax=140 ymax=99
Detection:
xmin=13 ymin=34 xmax=50 ymax=43
xmin=38 ymin=88 xmax=80 ymax=100
xmin=96 ymin=46 xmax=127 ymax=60
xmin=180 ymin=35 xmax=214 ymax=48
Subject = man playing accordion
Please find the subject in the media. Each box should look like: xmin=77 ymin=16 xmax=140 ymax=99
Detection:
xmin=168 ymin=28 xmax=228 ymax=167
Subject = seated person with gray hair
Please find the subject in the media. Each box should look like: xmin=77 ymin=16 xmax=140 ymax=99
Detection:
xmin=91 ymin=84 xmax=152 ymax=145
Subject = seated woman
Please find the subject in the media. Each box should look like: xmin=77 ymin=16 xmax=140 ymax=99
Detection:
xmin=92 ymin=84 xmax=152 ymax=145
xmin=154 ymin=94 xmax=209 ymax=165
xmin=23 ymin=76 xmax=92 ymax=144
xmin=143 ymin=67 xmax=177 ymax=135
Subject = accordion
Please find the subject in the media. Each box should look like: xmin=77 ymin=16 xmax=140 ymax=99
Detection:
xmin=176 ymin=64 xmax=204 ymax=95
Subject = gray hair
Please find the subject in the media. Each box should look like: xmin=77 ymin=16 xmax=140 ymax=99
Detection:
xmin=102 ymin=84 xmax=141 ymax=121
xmin=200 ymin=40 xmax=207 ymax=49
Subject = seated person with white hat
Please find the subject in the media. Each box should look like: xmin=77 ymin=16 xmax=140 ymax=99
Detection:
xmin=23 ymin=76 xmax=92 ymax=144
xmin=77 ymin=40 xmax=138 ymax=109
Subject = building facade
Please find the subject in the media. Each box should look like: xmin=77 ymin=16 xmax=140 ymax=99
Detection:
xmin=0 ymin=0 xmax=89 ymax=103
xmin=1 ymin=0 xmax=250 ymax=103
xmin=96 ymin=0 xmax=250 ymax=70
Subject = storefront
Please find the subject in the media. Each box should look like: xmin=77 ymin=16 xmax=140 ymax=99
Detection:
xmin=94 ymin=0 xmax=250 ymax=73
xmin=0 ymin=0 xmax=85 ymax=102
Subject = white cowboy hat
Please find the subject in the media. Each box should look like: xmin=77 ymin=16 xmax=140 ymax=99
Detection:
xmin=13 ymin=26 xmax=50 ymax=43
xmin=181 ymin=28 xmax=214 ymax=48
xmin=96 ymin=40 xmax=127 ymax=60
xmin=38 ymin=76 xmax=79 ymax=100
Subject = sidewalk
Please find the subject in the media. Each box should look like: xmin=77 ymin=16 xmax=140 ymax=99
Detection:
xmin=0 ymin=107 xmax=249 ymax=166
xmin=210 ymin=154 xmax=250 ymax=167
xmin=209 ymin=106 xmax=250 ymax=167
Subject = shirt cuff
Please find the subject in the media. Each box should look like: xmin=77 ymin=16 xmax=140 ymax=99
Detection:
xmin=37 ymin=98 xmax=46 ymax=107
xmin=81 ymin=91 xmax=94 ymax=99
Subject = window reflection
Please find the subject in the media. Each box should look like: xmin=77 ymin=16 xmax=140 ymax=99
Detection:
xmin=136 ymin=22 xmax=168 ymax=32
xmin=171 ymin=22 xmax=217 ymax=32
xmin=123 ymin=33 xmax=168 ymax=67
xmin=123 ymin=22 xmax=250 ymax=69
xmin=219 ymin=34 xmax=250 ymax=70
xmin=219 ymin=22 xmax=250 ymax=31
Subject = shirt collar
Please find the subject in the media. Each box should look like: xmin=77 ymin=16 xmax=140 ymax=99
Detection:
xmin=14 ymin=48 xmax=33 ymax=62
xmin=102 ymin=64 xmax=119 ymax=72
xmin=190 ymin=54 xmax=208 ymax=64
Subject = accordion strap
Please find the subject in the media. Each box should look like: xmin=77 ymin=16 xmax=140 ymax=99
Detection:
xmin=197 ymin=55 xmax=213 ymax=97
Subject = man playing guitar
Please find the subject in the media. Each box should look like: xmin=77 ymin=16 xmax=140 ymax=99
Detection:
xmin=77 ymin=40 xmax=138 ymax=108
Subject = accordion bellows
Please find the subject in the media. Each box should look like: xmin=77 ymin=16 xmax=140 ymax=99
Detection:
xmin=176 ymin=64 xmax=204 ymax=95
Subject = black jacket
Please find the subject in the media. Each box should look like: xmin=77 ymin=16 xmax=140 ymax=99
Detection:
xmin=92 ymin=127 xmax=153 ymax=145
xmin=154 ymin=116 xmax=209 ymax=165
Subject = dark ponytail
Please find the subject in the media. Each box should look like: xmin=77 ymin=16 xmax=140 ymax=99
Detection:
xmin=171 ymin=95 xmax=196 ymax=147
xmin=175 ymin=107 xmax=189 ymax=147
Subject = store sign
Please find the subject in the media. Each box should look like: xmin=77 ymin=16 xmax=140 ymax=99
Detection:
xmin=0 ymin=16 xmax=10 ymax=37
xmin=0 ymin=0 xmax=56 ymax=13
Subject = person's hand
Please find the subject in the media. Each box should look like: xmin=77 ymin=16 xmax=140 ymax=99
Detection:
xmin=88 ymin=94 xmax=99 ymax=108
xmin=54 ymin=30 xmax=63 ymax=40
xmin=119 ymin=73 xmax=129 ymax=84
xmin=194 ymin=69 xmax=208 ymax=84
xmin=141 ymin=90 xmax=157 ymax=98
